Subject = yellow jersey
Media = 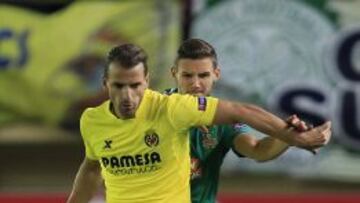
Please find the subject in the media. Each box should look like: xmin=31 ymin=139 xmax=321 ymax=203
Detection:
xmin=80 ymin=89 xmax=218 ymax=203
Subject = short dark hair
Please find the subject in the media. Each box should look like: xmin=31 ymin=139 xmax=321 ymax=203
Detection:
xmin=174 ymin=38 xmax=218 ymax=69
xmin=104 ymin=43 xmax=148 ymax=78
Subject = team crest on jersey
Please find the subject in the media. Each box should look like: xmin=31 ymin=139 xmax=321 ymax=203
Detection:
xmin=198 ymin=96 xmax=207 ymax=111
xmin=202 ymin=132 xmax=218 ymax=149
xmin=144 ymin=131 xmax=159 ymax=147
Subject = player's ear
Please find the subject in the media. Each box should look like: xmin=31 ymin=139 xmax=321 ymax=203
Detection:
xmin=145 ymin=73 xmax=150 ymax=84
xmin=171 ymin=66 xmax=177 ymax=78
xmin=102 ymin=77 xmax=108 ymax=90
xmin=213 ymin=66 xmax=221 ymax=81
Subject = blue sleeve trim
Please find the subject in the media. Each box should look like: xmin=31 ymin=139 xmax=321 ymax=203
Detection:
xmin=232 ymin=123 xmax=251 ymax=134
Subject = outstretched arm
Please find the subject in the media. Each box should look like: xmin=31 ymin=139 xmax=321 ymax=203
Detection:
xmin=232 ymin=115 xmax=308 ymax=162
xmin=67 ymin=158 xmax=103 ymax=203
xmin=213 ymin=100 xmax=331 ymax=148
xmin=233 ymin=134 xmax=289 ymax=162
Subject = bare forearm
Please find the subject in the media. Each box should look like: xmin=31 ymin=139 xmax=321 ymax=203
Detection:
xmin=250 ymin=137 xmax=289 ymax=162
xmin=67 ymin=160 xmax=102 ymax=203
xmin=233 ymin=135 xmax=289 ymax=162
xmin=214 ymin=100 xmax=331 ymax=149
xmin=214 ymin=101 xmax=294 ymax=145
xmin=234 ymin=103 xmax=288 ymax=138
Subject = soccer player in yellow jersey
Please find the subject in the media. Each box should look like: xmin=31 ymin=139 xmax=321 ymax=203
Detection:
xmin=67 ymin=44 xmax=331 ymax=203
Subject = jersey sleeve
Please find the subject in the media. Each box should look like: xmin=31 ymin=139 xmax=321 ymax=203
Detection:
xmin=83 ymin=139 xmax=97 ymax=160
xmin=80 ymin=110 xmax=98 ymax=160
xmin=167 ymin=93 xmax=218 ymax=130
xmin=223 ymin=123 xmax=251 ymax=148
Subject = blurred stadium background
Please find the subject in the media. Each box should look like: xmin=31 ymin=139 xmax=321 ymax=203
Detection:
xmin=1 ymin=0 xmax=360 ymax=202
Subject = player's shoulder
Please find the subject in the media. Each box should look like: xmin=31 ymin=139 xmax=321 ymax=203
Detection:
xmin=142 ymin=89 xmax=169 ymax=107
xmin=81 ymin=100 xmax=109 ymax=122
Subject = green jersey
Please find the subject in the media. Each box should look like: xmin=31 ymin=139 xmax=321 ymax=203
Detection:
xmin=189 ymin=124 xmax=250 ymax=203
xmin=164 ymin=88 xmax=250 ymax=203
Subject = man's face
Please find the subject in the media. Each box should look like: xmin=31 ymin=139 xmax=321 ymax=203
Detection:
xmin=104 ymin=62 xmax=149 ymax=119
xmin=172 ymin=58 xmax=220 ymax=96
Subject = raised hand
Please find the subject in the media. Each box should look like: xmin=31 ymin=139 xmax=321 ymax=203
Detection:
xmin=286 ymin=114 xmax=310 ymax=132
xmin=285 ymin=118 xmax=331 ymax=152
xmin=286 ymin=115 xmax=324 ymax=154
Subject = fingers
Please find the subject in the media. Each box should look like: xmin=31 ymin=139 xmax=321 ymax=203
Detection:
xmin=322 ymin=127 xmax=332 ymax=145
xmin=286 ymin=114 xmax=298 ymax=123
xmin=314 ymin=121 xmax=332 ymax=133
xmin=312 ymin=121 xmax=332 ymax=145
xmin=198 ymin=125 xmax=209 ymax=133
xmin=288 ymin=119 xmax=332 ymax=154
xmin=298 ymin=121 xmax=308 ymax=131
xmin=286 ymin=114 xmax=310 ymax=132
xmin=305 ymin=122 xmax=332 ymax=147
xmin=286 ymin=114 xmax=300 ymax=126
xmin=296 ymin=128 xmax=329 ymax=148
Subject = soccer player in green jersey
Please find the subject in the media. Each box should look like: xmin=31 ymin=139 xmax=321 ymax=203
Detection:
xmin=168 ymin=38 xmax=320 ymax=203
xmin=67 ymin=43 xmax=331 ymax=203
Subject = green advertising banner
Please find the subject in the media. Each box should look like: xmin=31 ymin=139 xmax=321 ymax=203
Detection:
xmin=192 ymin=0 xmax=360 ymax=181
